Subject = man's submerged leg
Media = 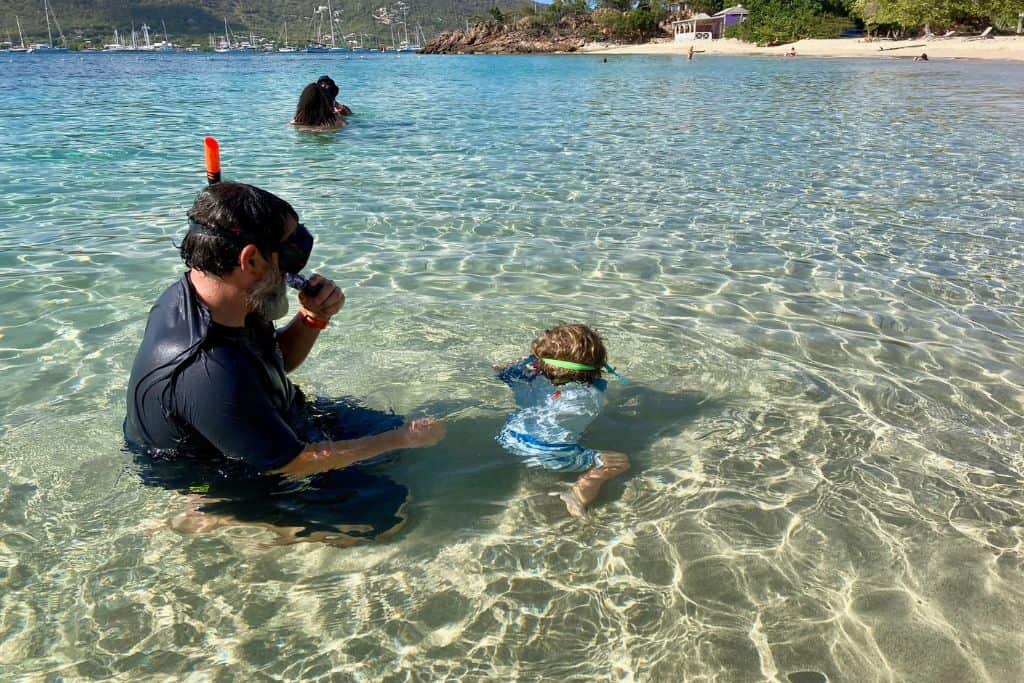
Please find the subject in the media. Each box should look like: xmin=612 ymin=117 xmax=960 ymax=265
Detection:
xmin=165 ymin=463 xmax=413 ymax=544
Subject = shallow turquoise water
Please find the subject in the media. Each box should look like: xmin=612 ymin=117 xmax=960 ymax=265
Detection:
xmin=1 ymin=51 xmax=1023 ymax=680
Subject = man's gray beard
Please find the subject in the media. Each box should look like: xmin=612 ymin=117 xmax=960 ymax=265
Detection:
xmin=247 ymin=268 xmax=290 ymax=321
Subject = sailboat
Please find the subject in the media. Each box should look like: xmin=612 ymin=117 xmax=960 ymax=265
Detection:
xmin=345 ymin=32 xmax=367 ymax=52
xmin=103 ymin=28 xmax=133 ymax=51
xmin=277 ymin=21 xmax=297 ymax=52
xmin=326 ymin=0 xmax=347 ymax=51
xmin=305 ymin=3 xmax=348 ymax=52
xmin=393 ymin=1 xmax=420 ymax=52
xmin=30 ymin=0 xmax=67 ymax=51
xmin=138 ymin=23 xmax=155 ymax=50
xmin=304 ymin=6 xmax=329 ymax=52
xmin=214 ymin=17 xmax=235 ymax=52
xmin=151 ymin=20 xmax=175 ymax=51
xmin=11 ymin=16 xmax=32 ymax=52
xmin=239 ymin=31 xmax=257 ymax=51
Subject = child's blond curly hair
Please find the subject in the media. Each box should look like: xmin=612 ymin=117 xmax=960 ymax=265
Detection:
xmin=531 ymin=324 xmax=607 ymax=385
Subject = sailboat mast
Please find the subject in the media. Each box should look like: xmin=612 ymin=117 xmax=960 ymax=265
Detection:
xmin=16 ymin=15 xmax=25 ymax=48
xmin=327 ymin=0 xmax=336 ymax=47
xmin=43 ymin=0 xmax=54 ymax=47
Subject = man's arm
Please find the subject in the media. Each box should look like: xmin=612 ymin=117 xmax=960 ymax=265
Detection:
xmin=184 ymin=354 xmax=446 ymax=477
xmin=277 ymin=274 xmax=344 ymax=372
xmin=274 ymin=418 xmax=445 ymax=479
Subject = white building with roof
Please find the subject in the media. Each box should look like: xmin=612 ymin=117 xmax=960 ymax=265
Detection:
xmin=673 ymin=4 xmax=750 ymax=42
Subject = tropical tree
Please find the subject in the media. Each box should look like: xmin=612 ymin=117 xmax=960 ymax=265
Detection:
xmin=598 ymin=0 xmax=635 ymax=11
xmin=847 ymin=0 xmax=1024 ymax=29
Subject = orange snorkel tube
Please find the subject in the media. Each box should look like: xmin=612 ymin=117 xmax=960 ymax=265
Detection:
xmin=199 ymin=136 xmax=323 ymax=297
xmin=204 ymin=136 xmax=221 ymax=184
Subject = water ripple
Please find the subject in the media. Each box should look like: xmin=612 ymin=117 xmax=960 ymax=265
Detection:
xmin=0 ymin=52 xmax=1022 ymax=680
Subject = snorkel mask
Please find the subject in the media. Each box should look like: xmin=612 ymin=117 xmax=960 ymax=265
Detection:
xmin=200 ymin=136 xmax=323 ymax=297
xmin=277 ymin=223 xmax=323 ymax=296
xmin=186 ymin=219 xmax=322 ymax=297
xmin=539 ymin=357 xmax=629 ymax=384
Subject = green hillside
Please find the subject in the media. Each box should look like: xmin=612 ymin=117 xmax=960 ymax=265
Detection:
xmin=0 ymin=0 xmax=522 ymax=47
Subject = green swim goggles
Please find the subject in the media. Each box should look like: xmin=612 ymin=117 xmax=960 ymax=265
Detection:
xmin=540 ymin=357 xmax=629 ymax=384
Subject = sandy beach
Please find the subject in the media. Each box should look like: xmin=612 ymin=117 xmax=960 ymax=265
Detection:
xmin=582 ymin=35 xmax=1024 ymax=61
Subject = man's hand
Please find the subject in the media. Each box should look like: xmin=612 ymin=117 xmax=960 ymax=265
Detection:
xmin=399 ymin=418 xmax=446 ymax=449
xmin=298 ymin=274 xmax=344 ymax=322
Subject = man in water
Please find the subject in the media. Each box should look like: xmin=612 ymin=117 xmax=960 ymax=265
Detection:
xmin=125 ymin=182 xmax=445 ymax=540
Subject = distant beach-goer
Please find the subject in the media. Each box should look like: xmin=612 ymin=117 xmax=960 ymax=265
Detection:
xmin=688 ymin=45 xmax=694 ymax=60
xmin=317 ymin=75 xmax=353 ymax=116
xmin=291 ymin=83 xmax=342 ymax=130
xmin=915 ymin=53 xmax=929 ymax=61
xmin=787 ymin=47 xmax=797 ymax=57
xmin=495 ymin=324 xmax=629 ymax=518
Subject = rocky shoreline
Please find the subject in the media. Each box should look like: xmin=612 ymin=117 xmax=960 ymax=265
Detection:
xmin=421 ymin=17 xmax=593 ymax=54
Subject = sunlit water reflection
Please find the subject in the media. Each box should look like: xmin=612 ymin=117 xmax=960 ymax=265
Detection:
xmin=1 ymin=52 xmax=1022 ymax=680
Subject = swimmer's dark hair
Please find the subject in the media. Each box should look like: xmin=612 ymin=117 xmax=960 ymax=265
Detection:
xmin=293 ymin=82 xmax=338 ymax=128
xmin=180 ymin=182 xmax=297 ymax=277
xmin=317 ymin=75 xmax=340 ymax=103
xmin=531 ymin=324 xmax=607 ymax=385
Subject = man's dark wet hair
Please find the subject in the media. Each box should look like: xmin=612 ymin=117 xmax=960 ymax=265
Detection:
xmin=316 ymin=75 xmax=340 ymax=103
xmin=293 ymin=83 xmax=337 ymax=128
xmin=180 ymin=182 xmax=298 ymax=277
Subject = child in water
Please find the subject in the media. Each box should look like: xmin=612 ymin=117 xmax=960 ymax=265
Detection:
xmin=496 ymin=324 xmax=629 ymax=517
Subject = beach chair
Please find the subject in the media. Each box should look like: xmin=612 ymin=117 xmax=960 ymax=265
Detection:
xmin=965 ymin=27 xmax=993 ymax=41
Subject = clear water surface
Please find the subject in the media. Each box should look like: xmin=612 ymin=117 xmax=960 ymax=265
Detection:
xmin=1 ymin=51 xmax=1023 ymax=681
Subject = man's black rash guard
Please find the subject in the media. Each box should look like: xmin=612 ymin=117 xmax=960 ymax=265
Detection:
xmin=125 ymin=273 xmax=305 ymax=471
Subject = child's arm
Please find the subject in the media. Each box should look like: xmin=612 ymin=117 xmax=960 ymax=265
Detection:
xmin=493 ymin=356 xmax=527 ymax=373
xmin=496 ymin=356 xmax=538 ymax=386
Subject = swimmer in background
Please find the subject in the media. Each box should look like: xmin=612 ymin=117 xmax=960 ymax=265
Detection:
xmin=317 ymin=75 xmax=353 ymax=116
xmin=495 ymin=324 xmax=629 ymax=518
xmin=914 ymin=53 xmax=929 ymax=61
xmin=688 ymin=45 xmax=694 ymax=60
xmin=786 ymin=46 xmax=797 ymax=57
xmin=290 ymin=83 xmax=343 ymax=130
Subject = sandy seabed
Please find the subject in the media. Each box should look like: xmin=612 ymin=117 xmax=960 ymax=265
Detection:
xmin=581 ymin=35 xmax=1024 ymax=61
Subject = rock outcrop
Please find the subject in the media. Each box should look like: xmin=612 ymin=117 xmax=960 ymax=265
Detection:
xmin=421 ymin=17 xmax=592 ymax=54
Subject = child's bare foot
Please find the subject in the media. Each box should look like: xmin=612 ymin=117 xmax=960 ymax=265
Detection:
xmin=559 ymin=487 xmax=588 ymax=518
xmin=400 ymin=418 xmax=446 ymax=448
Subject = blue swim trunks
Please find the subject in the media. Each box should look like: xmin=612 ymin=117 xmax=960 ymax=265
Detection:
xmin=495 ymin=357 xmax=607 ymax=473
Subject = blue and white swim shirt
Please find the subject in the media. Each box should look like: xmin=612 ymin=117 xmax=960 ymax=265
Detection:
xmin=496 ymin=357 xmax=607 ymax=472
